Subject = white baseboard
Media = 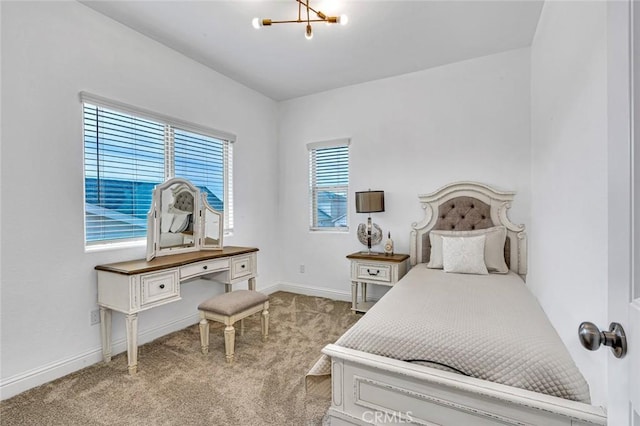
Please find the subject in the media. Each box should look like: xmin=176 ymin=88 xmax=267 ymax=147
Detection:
xmin=261 ymin=281 xmax=351 ymax=302
xmin=0 ymin=313 xmax=199 ymax=400
xmin=1 ymin=283 xmax=350 ymax=400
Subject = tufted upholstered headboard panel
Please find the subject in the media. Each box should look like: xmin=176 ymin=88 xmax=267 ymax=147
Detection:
xmin=420 ymin=196 xmax=511 ymax=268
xmin=173 ymin=189 xmax=194 ymax=213
xmin=410 ymin=182 xmax=526 ymax=278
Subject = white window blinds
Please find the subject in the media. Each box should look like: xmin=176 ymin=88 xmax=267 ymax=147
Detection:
xmin=173 ymin=128 xmax=234 ymax=232
xmin=83 ymin=105 xmax=165 ymax=243
xmin=81 ymin=93 xmax=234 ymax=246
xmin=308 ymin=139 xmax=350 ymax=231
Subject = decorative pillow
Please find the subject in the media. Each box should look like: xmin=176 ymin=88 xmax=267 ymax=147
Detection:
xmin=427 ymin=226 xmax=509 ymax=273
xmin=442 ymin=235 xmax=488 ymax=275
xmin=169 ymin=213 xmax=190 ymax=233
xmin=161 ymin=213 xmax=175 ymax=233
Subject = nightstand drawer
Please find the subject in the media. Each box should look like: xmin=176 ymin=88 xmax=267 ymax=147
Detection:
xmin=140 ymin=270 xmax=180 ymax=307
xmin=356 ymin=263 xmax=391 ymax=283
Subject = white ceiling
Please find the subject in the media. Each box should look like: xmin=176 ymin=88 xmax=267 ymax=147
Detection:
xmin=80 ymin=1 xmax=544 ymax=101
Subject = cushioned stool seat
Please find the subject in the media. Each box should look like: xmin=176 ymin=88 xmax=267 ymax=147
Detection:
xmin=198 ymin=290 xmax=269 ymax=363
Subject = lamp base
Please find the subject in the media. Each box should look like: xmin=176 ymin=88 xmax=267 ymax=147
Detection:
xmin=356 ymin=222 xmax=383 ymax=249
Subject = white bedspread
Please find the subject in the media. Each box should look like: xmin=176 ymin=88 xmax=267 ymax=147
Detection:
xmin=318 ymin=265 xmax=591 ymax=403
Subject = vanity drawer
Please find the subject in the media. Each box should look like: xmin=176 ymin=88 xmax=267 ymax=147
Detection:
xmin=355 ymin=263 xmax=391 ymax=283
xmin=230 ymin=255 xmax=253 ymax=279
xmin=140 ymin=270 xmax=180 ymax=307
xmin=180 ymin=258 xmax=229 ymax=280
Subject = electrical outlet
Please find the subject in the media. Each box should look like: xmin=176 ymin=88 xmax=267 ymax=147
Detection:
xmin=90 ymin=309 xmax=100 ymax=326
xmin=299 ymin=264 xmax=305 ymax=273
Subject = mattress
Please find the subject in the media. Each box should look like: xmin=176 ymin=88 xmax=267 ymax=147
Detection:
xmin=312 ymin=265 xmax=591 ymax=403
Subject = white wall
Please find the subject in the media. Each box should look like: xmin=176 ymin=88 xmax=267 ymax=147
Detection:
xmin=277 ymin=48 xmax=531 ymax=299
xmin=530 ymin=0 xmax=608 ymax=406
xmin=0 ymin=1 xmax=279 ymax=398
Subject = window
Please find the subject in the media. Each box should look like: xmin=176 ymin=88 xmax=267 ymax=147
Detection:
xmin=81 ymin=93 xmax=234 ymax=246
xmin=308 ymin=139 xmax=350 ymax=231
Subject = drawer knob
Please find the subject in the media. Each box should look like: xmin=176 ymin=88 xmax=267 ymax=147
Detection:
xmin=241 ymin=264 xmax=246 ymax=268
xmin=367 ymin=269 xmax=380 ymax=276
xmin=203 ymin=265 xmax=208 ymax=270
xmin=159 ymin=284 xmax=165 ymax=289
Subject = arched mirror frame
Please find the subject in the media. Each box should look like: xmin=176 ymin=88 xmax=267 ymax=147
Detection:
xmin=146 ymin=177 xmax=224 ymax=261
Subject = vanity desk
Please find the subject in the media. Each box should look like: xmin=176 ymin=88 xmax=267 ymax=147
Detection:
xmin=96 ymin=246 xmax=258 ymax=374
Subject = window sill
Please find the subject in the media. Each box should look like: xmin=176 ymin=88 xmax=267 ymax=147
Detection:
xmin=85 ymin=239 xmax=146 ymax=253
xmin=309 ymin=228 xmax=350 ymax=233
xmin=86 ymin=229 xmax=233 ymax=254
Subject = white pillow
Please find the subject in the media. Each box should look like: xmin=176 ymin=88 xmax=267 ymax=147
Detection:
xmin=169 ymin=213 xmax=190 ymax=233
xmin=442 ymin=235 xmax=488 ymax=275
xmin=427 ymin=226 xmax=509 ymax=273
xmin=161 ymin=213 xmax=175 ymax=233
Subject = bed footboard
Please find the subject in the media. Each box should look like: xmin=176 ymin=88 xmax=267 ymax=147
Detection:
xmin=322 ymin=344 xmax=606 ymax=426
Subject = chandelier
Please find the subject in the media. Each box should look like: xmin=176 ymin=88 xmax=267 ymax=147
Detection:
xmin=252 ymin=0 xmax=348 ymax=40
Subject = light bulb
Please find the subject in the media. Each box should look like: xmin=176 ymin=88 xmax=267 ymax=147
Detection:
xmin=252 ymin=17 xmax=261 ymax=29
xmin=338 ymin=14 xmax=348 ymax=25
xmin=305 ymin=24 xmax=313 ymax=40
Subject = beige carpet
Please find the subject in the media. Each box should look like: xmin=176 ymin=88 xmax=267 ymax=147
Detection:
xmin=0 ymin=292 xmax=360 ymax=426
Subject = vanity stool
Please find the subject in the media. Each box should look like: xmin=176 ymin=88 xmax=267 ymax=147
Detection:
xmin=198 ymin=290 xmax=269 ymax=363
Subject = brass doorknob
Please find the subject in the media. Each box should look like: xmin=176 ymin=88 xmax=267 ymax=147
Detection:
xmin=578 ymin=322 xmax=627 ymax=358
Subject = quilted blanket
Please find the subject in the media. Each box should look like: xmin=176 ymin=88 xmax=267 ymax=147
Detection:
xmin=308 ymin=265 xmax=591 ymax=403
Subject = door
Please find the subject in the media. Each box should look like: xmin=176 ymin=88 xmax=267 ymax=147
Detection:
xmin=632 ymin=1 xmax=640 ymax=423
xmin=606 ymin=0 xmax=639 ymax=424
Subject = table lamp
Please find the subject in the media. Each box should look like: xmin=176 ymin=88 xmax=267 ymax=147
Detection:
xmin=355 ymin=190 xmax=385 ymax=254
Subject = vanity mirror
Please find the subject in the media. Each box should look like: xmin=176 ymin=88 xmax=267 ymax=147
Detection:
xmin=146 ymin=177 xmax=223 ymax=261
xmin=201 ymin=194 xmax=222 ymax=249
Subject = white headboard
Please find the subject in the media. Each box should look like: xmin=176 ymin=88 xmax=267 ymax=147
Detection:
xmin=410 ymin=181 xmax=527 ymax=279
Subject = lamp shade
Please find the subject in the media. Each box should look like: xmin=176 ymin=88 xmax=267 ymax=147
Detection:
xmin=355 ymin=191 xmax=385 ymax=213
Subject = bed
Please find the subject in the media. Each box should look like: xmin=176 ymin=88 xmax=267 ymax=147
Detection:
xmin=312 ymin=182 xmax=606 ymax=425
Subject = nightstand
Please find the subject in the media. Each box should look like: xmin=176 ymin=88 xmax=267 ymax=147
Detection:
xmin=346 ymin=252 xmax=410 ymax=313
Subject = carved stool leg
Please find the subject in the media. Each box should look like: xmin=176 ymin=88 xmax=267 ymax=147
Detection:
xmin=261 ymin=303 xmax=269 ymax=342
xmin=199 ymin=316 xmax=209 ymax=354
xmin=240 ymin=319 xmax=245 ymax=336
xmin=224 ymin=324 xmax=235 ymax=363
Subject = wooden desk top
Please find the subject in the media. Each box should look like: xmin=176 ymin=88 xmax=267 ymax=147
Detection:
xmin=95 ymin=246 xmax=258 ymax=275
xmin=346 ymin=252 xmax=409 ymax=263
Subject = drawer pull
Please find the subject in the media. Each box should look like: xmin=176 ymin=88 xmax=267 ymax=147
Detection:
xmin=159 ymin=284 xmax=165 ymax=289
xmin=203 ymin=265 xmax=208 ymax=270
xmin=241 ymin=264 xmax=246 ymax=269
xmin=367 ymin=269 xmax=380 ymax=276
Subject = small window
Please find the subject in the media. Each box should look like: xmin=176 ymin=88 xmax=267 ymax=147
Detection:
xmin=308 ymin=139 xmax=350 ymax=231
xmin=81 ymin=93 xmax=234 ymax=247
